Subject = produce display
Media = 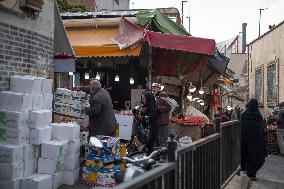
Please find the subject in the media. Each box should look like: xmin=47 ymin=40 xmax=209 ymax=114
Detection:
xmin=171 ymin=117 xmax=209 ymax=125
xmin=266 ymin=124 xmax=280 ymax=154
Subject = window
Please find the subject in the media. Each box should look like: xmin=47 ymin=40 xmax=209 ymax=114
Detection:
xmin=255 ymin=68 xmax=262 ymax=103
xmin=267 ymin=64 xmax=277 ymax=103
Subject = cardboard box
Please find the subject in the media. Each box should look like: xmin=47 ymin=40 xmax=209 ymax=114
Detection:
xmin=41 ymin=140 xmax=68 ymax=160
xmin=29 ymin=110 xmax=52 ymax=128
xmin=67 ymin=140 xmax=80 ymax=155
xmin=0 ymin=144 xmax=23 ymax=163
xmin=30 ymin=126 xmax=52 ymax=145
xmin=0 ymin=179 xmax=21 ymax=189
xmin=62 ymin=168 xmax=79 ymax=186
xmin=0 ymin=161 xmax=23 ymax=180
xmin=42 ymin=79 xmax=53 ymax=94
xmin=24 ymin=159 xmax=34 ymax=177
xmin=0 ymin=109 xmax=29 ymax=129
xmin=32 ymin=94 xmax=44 ymax=111
xmin=51 ymin=122 xmax=80 ymax=141
xmin=52 ymin=172 xmax=63 ymax=189
xmin=38 ymin=158 xmax=64 ymax=175
xmin=0 ymin=127 xmax=30 ymax=145
xmin=10 ymin=75 xmax=43 ymax=94
xmin=64 ymin=153 xmax=79 ymax=171
xmin=21 ymin=173 xmax=52 ymax=189
xmin=23 ymin=144 xmax=35 ymax=161
xmin=53 ymin=103 xmax=83 ymax=118
xmin=0 ymin=91 xmax=33 ymax=111
xmin=43 ymin=94 xmax=53 ymax=110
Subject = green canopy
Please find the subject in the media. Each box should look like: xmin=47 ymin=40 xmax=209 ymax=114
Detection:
xmin=135 ymin=9 xmax=190 ymax=36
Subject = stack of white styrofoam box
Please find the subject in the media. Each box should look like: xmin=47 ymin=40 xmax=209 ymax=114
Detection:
xmin=38 ymin=140 xmax=68 ymax=188
xmin=21 ymin=173 xmax=52 ymax=189
xmin=10 ymin=76 xmax=43 ymax=94
xmin=23 ymin=144 xmax=36 ymax=178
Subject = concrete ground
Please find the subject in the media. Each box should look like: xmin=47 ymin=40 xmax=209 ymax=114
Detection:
xmin=225 ymin=155 xmax=284 ymax=189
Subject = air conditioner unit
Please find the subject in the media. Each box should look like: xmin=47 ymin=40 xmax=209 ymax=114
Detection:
xmin=19 ymin=0 xmax=44 ymax=11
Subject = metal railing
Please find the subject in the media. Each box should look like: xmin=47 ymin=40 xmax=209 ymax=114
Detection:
xmin=114 ymin=117 xmax=240 ymax=189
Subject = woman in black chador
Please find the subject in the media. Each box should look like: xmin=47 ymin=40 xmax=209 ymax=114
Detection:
xmin=241 ymin=99 xmax=265 ymax=180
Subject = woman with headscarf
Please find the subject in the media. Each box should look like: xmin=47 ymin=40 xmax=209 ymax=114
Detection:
xmin=241 ymin=99 xmax=266 ymax=181
xmin=137 ymin=91 xmax=157 ymax=154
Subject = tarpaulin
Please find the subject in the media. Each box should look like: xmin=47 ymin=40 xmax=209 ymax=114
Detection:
xmin=135 ymin=9 xmax=190 ymax=36
xmin=145 ymin=31 xmax=215 ymax=56
xmin=66 ymin=27 xmax=141 ymax=57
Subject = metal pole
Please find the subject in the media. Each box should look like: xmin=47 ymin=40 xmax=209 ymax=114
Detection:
xmin=148 ymin=45 xmax=152 ymax=89
xmin=181 ymin=1 xmax=187 ymax=25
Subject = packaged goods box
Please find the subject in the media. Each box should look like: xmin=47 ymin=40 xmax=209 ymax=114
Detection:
xmin=51 ymin=122 xmax=80 ymax=141
xmin=63 ymin=168 xmax=79 ymax=186
xmin=22 ymin=173 xmax=52 ymax=189
xmin=0 ymin=161 xmax=23 ymax=180
xmin=0 ymin=127 xmax=30 ymax=145
xmin=30 ymin=126 xmax=52 ymax=145
xmin=0 ymin=144 xmax=23 ymax=163
xmin=38 ymin=158 xmax=64 ymax=175
xmin=0 ymin=179 xmax=21 ymax=189
xmin=0 ymin=109 xmax=29 ymax=129
xmin=41 ymin=140 xmax=68 ymax=160
xmin=23 ymin=144 xmax=35 ymax=161
xmin=24 ymin=159 xmax=34 ymax=177
xmin=0 ymin=91 xmax=33 ymax=111
xmin=29 ymin=110 xmax=52 ymax=128
xmin=10 ymin=75 xmax=43 ymax=94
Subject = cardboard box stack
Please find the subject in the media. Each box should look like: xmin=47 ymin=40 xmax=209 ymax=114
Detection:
xmin=0 ymin=75 xmax=53 ymax=189
xmin=82 ymin=136 xmax=121 ymax=187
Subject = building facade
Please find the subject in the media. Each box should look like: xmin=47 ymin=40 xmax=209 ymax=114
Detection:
xmin=248 ymin=20 xmax=284 ymax=117
xmin=0 ymin=0 xmax=55 ymax=91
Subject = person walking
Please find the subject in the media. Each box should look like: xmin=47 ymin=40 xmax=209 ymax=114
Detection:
xmin=231 ymin=106 xmax=241 ymax=120
xmin=241 ymin=99 xmax=265 ymax=181
xmin=138 ymin=91 xmax=157 ymax=154
xmin=277 ymin=102 xmax=284 ymax=154
xmin=78 ymin=80 xmax=118 ymax=137
xmin=156 ymin=91 xmax=171 ymax=147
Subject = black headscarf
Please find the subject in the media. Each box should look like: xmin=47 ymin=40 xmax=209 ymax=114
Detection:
xmin=242 ymin=99 xmax=263 ymax=121
xmin=141 ymin=91 xmax=157 ymax=120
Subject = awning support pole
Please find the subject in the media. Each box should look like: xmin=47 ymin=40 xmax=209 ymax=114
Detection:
xmin=148 ymin=45 xmax=153 ymax=89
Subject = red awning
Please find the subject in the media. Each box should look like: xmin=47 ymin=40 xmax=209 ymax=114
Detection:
xmin=144 ymin=31 xmax=215 ymax=55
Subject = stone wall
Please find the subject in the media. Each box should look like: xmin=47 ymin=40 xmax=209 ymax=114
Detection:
xmin=0 ymin=0 xmax=54 ymax=91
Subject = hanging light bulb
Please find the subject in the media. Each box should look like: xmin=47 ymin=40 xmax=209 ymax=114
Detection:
xmin=130 ymin=77 xmax=134 ymax=84
xmin=84 ymin=73 xmax=89 ymax=80
xmin=200 ymin=102 xmax=205 ymax=106
xmin=95 ymin=72 xmax=100 ymax=80
xmin=160 ymin=85 xmax=165 ymax=90
xmin=187 ymin=95 xmax=192 ymax=100
xmin=69 ymin=72 xmax=73 ymax=76
xmin=115 ymin=75 xmax=119 ymax=82
xmin=199 ymin=87 xmax=204 ymax=95
xmin=189 ymin=85 xmax=196 ymax=93
xmin=197 ymin=99 xmax=202 ymax=103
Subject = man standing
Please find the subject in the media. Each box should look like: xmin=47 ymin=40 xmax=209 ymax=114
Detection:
xmin=79 ymin=80 xmax=118 ymax=137
xmin=151 ymin=83 xmax=161 ymax=96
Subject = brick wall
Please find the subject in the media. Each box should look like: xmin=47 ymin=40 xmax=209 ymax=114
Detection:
xmin=0 ymin=22 xmax=54 ymax=91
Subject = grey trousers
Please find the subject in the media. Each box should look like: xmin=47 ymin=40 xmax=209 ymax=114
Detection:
xmin=158 ymin=125 xmax=169 ymax=146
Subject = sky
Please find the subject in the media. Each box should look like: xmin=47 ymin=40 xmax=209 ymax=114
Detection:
xmin=130 ymin=0 xmax=284 ymax=43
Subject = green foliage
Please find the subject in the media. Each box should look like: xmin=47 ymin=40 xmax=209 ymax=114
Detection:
xmin=57 ymin=0 xmax=87 ymax=13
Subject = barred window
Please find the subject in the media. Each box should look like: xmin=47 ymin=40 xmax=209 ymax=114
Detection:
xmin=267 ymin=64 xmax=277 ymax=103
xmin=255 ymin=68 xmax=262 ymax=102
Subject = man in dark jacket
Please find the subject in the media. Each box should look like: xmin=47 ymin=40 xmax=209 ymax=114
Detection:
xmin=156 ymin=91 xmax=171 ymax=147
xmin=81 ymin=80 xmax=118 ymax=137
xmin=241 ymin=99 xmax=265 ymax=181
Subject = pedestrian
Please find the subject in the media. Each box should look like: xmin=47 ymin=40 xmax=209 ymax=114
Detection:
xmin=138 ymin=91 xmax=157 ymax=154
xmin=231 ymin=106 xmax=241 ymax=120
xmin=217 ymin=107 xmax=230 ymax=122
xmin=77 ymin=80 xmax=118 ymax=137
xmin=277 ymin=102 xmax=284 ymax=154
xmin=151 ymin=83 xmax=161 ymax=96
xmin=241 ymin=99 xmax=265 ymax=181
xmin=156 ymin=91 xmax=171 ymax=147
